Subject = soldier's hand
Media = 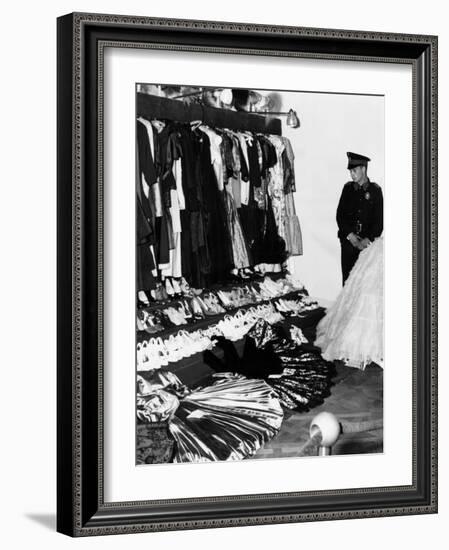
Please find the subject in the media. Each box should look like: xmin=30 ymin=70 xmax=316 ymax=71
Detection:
xmin=359 ymin=238 xmax=371 ymax=250
xmin=347 ymin=232 xmax=361 ymax=248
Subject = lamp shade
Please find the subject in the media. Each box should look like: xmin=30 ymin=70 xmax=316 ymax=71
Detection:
xmin=286 ymin=109 xmax=300 ymax=128
xmin=220 ymin=88 xmax=233 ymax=105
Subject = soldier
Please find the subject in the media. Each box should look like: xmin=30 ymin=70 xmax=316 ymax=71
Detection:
xmin=336 ymin=152 xmax=383 ymax=284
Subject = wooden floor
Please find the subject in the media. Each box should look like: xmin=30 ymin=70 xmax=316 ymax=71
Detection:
xmin=138 ymin=305 xmax=383 ymax=462
xmin=253 ymin=362 xmax=383 ymax=459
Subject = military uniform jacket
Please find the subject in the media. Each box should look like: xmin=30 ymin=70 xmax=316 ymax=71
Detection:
xmin=336 ymin=178 xmax=383 ymax=240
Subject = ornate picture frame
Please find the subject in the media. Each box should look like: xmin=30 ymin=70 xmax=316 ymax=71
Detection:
xmin=57 ymin=12 xmax=437 ymax=536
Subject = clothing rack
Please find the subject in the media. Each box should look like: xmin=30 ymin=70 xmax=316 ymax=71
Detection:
xmin=136 ymin=92 xmax=282 ymax=135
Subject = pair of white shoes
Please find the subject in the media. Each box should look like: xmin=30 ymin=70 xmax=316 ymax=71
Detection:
xmin=137 ymin=330 xmax=215 ymax=370
xmin=284 ymin=273 xmax=305 ymax=291
xmin=289 ymin=325 xmax=308 ymax=345
xmin=247 ymin=303 xmax=283 ymax=325
xmin=163 ymin=306 xmax=188 ymax=326
xmin=137 ymin=337 xmax=168 ymax=370
xmin=276 ymin=298 xmax=303 ymax=314
xmin=216 ymin=289 xmax=234 ymax=308
xmin=202 ymin=294 xmax=226 ymax=314
xmin=169 ymin=330 xmax=213 ymax=359
xmin=299 ymin=295 xmax=319 ymax=309
xmin=215 ymin=305 xmax=283 ymax=341
xmin=216 ymin=311 xmax=255 ymax=341
xmin=258 ymin=277 xmax=288 ymax=299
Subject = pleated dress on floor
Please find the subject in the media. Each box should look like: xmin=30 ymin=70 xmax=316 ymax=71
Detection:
xmin=137 ymin=370 xmax=284 ymax=464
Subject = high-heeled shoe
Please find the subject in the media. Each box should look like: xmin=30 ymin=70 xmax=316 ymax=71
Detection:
xmin=177 ymin=330 xmax=196 ymax=357
xmin=211 ymin=294 xmax=226 ymax=313
xmin=155 ymin=337 xmax=169 ymax=367
xmin=180 ymin=300 xmax=193 ymax=321
xmin=182 ymin=330 xmax=204 ymax=354
xmin=137 ymin=290 xmax=150 ymax=306
xmin=151 ymin=310 xmax=170 ymax=330
xmin=179 ymin=277 xmax=192 ymax=296
xmin=163 ymin=307 xmax=187 ymax=326
xmin=138 ymin=340 xmax=162 ymax=370
xmin=238 ymin=268 xmax=251 ymax=280
xmin=217 ymin=290 xmax=231 ymax=309
xmin=171 ymin=278 xmax=182 ymax=296
xmin=196 ymin=296 xmax=216 ymax=317
xmin=245 ymin=267 xmax=263 ymax=280
xmin=154 ymin=284 xmax=168 ymax=302
xmin=229 ymin=288 xmax=243 ymax=308
xmin=136 ymin=342 xmax=146 ymax=366
xmin=144 ymin=314 xmax=165 ymax=334
xmin=285 ymin=273 xmax=305 ymax=291
xmin=190 ymin=298 xmax=205 ymax=320
xmin=137 ymin=298 xmax=150 ymax=309
xmin=144 ymin=316 xmax=160 ymax=334
xmin=275 ymin=299 xmax=287 ymax=313
xmin=236 ymin=287 xmax=251 ymax=306
xmin=137 ymin=311 xmax=147 ymax=331
xmin=165 ymin=278 xmax=175 ymax=297
xmin=165 ymin=334 xmax=182 ymax=362
xmin=289 ymin=325 xmax=308 ymax=345
xmin=203 ymin=294 xmax=224 ymax=314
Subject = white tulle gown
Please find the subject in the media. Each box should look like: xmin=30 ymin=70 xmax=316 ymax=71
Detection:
xmin=315 ymin=235 xmax=383 ymax=370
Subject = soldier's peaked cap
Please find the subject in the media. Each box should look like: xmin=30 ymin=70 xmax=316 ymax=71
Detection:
xmin=347 ymin=152 xmax=371 ymax=169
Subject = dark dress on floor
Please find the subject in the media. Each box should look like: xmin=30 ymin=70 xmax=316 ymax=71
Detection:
xmin=204 ymin=319 xmax=336 ymax=412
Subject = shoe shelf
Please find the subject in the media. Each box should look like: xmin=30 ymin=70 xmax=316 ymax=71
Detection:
xmin=136 ymin=288 xmax=309 ymax=345
xmin=138 ymin=309 xmax=326 ymax=390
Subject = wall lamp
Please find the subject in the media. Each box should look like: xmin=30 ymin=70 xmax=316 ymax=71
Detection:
xmin=172 ymin=88 xmax=300 ymax=128
xmin=256 ymin=109 xmax=300 ymax=129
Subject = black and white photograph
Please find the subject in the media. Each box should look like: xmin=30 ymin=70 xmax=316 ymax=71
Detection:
xmin=0 ymin=0 xmax=441 ymax=545
xmin=135 ymin=83 xmax=384 ymax=465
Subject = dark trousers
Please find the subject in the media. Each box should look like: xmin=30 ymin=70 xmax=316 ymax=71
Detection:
xmin=340 ymin=238 xmax=360 ymax=285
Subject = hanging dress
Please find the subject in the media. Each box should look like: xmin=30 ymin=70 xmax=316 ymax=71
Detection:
xmin=281 ymin=136 xmax=303 ymax=256
xmin=200 ymin=126 xmax=251 ymax=270
xmin=196 ymin=129 xmax=234 ymax=283
xmin=267 ymin=135 xmax=287 ymax=242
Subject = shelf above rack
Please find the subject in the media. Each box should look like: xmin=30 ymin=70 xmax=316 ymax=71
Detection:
xmin=136 ymin=92 xmax=282 ymax=135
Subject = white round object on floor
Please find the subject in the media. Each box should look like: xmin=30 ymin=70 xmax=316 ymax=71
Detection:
xmin=309 ymin=412 xmax=341 ymax=447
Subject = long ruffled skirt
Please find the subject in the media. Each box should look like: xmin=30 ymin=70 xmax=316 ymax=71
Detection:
xmin=315 ymin=236 xmax=383 ymax=369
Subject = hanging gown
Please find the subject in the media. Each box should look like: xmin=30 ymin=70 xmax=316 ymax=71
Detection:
xmin=177 ymin=126 xmax=211 ymax=287
xmin=281 ymin=137 xmax=303 ymax=256
xmin=238 ymin=135 xmax=260 ymax=262
xmin=314 ymin=235 xmax=384 ymax=369
xmin=136 ymin=122 xmax=157 ymax=292
xmin=220 ymin=131 xmax=252 ymax=269
xmin=196 ymin=129 xmax=234 ymax=284
xmin=267 ymin=135 xmax=286 ymax=242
